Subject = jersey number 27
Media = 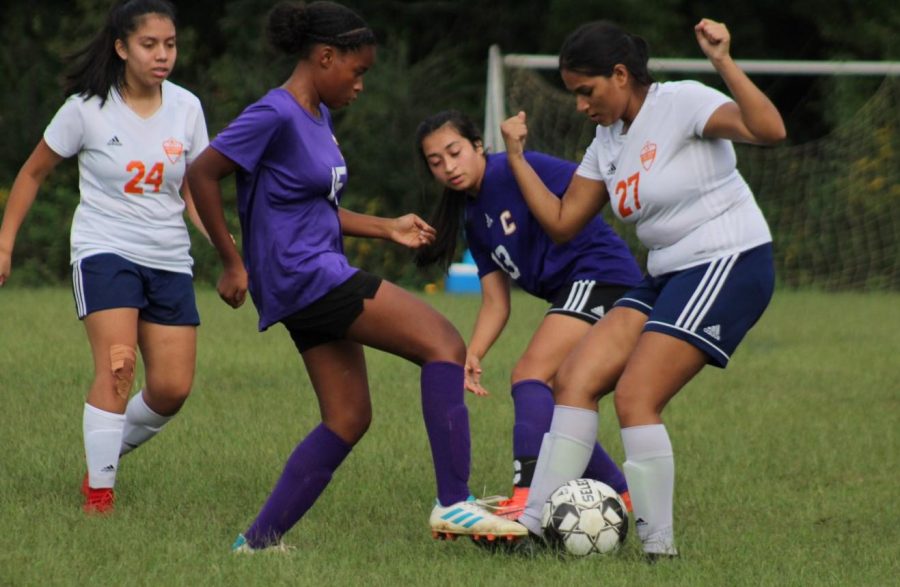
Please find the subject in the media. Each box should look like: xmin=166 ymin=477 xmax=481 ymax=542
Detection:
xmin=615 ymin=172 xmax=641 ymax=218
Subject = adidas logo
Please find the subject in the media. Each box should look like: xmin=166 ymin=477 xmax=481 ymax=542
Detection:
xmin=607 ymin=163 xmax=617 ymax=175
xmin=590 ymin=305 xmax=606 ymax=317
xmin=703 ymin=324 xmax=721 ymax=341
xmin=107 ymin=136 xmax=122 ymax=146
xmin=484 ymin=213 xmax=493 ymax=228
xmin=100 ymin=464 xmax=116 ymax=472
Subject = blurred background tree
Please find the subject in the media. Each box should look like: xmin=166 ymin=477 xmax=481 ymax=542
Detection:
xmin=0 ymin=0 xmax=897 ymax=287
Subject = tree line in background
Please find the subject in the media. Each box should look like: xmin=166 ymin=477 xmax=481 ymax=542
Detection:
xmin=1 ymin=0 xmax=897 ymax=287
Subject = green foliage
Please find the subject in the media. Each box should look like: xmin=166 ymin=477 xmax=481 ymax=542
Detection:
xmin=0 ymin=1 xmax=897 ymax=288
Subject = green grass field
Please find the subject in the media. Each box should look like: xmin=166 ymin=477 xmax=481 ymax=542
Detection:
xmin=1 ymin=287 xmax=897 ymax=586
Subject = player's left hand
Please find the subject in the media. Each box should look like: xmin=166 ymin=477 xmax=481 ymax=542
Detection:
xmin=389 ymin=214 xmax=436 ymax=249
xmin=464 ymin=352 xmax=489 ymax=396
xmin=694 ymin=18 xmax=731 ymax=63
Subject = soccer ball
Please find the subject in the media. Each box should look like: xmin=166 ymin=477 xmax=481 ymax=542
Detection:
xmin=541 ymin=478 xmax=629 ymax=556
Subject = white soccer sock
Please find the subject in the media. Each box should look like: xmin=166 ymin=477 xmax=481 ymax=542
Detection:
xmin=621 ymin=424 xmax=677 ymax=555
xmin=120 ymin=389 xmax=172 ymax=456
xmin=520 ymin=405 xmax=597 ymax=536
xmin=83 ymin=403 xmax=126 ymax=489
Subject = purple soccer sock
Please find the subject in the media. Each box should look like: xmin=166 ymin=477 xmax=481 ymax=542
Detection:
xmin=421 ymin=361 xmax=470 ymax=506
xmin=584 ymin=440 xmax=629 ymax=495
xmin=511 ymin=380 xmax=554 ymax=486
xmin=244 ymin=423 xmax=351 ymax=548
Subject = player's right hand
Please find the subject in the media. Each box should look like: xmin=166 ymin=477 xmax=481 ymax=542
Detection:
xmin=500 ymin=111 xmax=529 ymax=156
xmin=0 ymin=249 xmax=11 ymax=287
xmin=464 ymin=352 xmax=489 ymax=396
xmin=217 ymin=264 xmax=248 ymax=308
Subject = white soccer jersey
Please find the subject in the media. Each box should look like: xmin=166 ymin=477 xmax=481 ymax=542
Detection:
xmin=44 ymin=80 xmax=208 ymax=274
xmin=576 ymin=81 xmax=771 ymax=276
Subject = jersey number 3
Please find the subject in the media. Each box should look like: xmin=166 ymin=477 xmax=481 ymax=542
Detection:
xmin=491 ymin=245 xmax=521 ymax=280
xmin=615 ymin=172 xmax=641 ymax=218
xmin=124 ymin=161 xmax=165 ymax=195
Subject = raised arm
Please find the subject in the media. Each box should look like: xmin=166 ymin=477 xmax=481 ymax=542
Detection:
xmin=465 ymin=271 xmax=512 ymax=395
xmin=0 ymin=140 xmax=64 ymax=286
xmin=695 ymin=19 xmax=786 ymax=145
xmin=501 ymin=112 xmax=609 ymax=243
xmin=338 ymin=208 xmax=436 ymax=249
xmin=185 ymin=146 xmax=247 ymax=308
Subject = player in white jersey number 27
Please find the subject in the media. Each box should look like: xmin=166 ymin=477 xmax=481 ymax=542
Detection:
xmin=499 ymin=18 xmax=786 ymax=559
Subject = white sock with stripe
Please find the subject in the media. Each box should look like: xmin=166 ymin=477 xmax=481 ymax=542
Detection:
xmin=519 ymin=405 xmax=597 ymax=536
xmin=121 ymin=389 xmax=172 ymax=456
xmin=621 ymin=424 xmax=677 ymax=555
xmin=83 ymin=403 xmax=126 ymax=489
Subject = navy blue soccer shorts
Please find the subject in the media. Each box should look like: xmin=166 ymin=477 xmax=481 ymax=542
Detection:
xmin=613 ymin=243 xmax=774 ymax=368
xmin=71 ymin=253 xmax=200 ymax=326
xmin=546 ymin=280 xmax=633 ymax=324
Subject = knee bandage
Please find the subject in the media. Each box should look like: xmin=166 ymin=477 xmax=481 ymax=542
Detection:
xmin=110 ymin=345 xmax=136 ymax=399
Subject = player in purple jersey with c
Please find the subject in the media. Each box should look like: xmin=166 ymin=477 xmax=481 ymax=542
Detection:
xmin=415 ymin=111 xmax=643 ymax=517
xmin=186 ymin=2 xmax=525 ymax=552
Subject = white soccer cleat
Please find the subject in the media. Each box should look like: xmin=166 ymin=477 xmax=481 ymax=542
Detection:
xmin=430 ymin=497 xmax=529 ymax=542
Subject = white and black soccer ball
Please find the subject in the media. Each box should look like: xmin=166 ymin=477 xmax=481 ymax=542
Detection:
xmin=540 ymin=478 xmax=628 ymax=556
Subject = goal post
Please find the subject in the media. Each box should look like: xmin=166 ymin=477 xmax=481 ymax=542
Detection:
xmin=484 ymin=46 xmax=900 ymax=290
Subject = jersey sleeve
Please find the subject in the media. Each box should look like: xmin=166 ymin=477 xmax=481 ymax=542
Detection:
xmin=464 ymin=212 xmax=499 ymax=278
xmin=210 ymin=101 xmax=283 ymax=174
xmin=674 ymin=81 xmax=733 ymax=138
xmin=42 ymin=97 xmax=84 ymax=158
xmin=526 ymin=152 xmax=577 ymax=197
xmin=574 ymin=135 xmax=604 ymax=181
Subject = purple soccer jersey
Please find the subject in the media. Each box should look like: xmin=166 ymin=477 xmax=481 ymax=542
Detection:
xmin=465 ymin=152 xmax=642 ymax=300
xmin=210 ymin=89 xmax=357 ymax=330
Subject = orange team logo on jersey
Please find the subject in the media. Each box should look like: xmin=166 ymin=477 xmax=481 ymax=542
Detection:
xmin=163 ymin=138 xmax=184 ymax=164
xmin=640 ymin=141 xmax=657 ymax=171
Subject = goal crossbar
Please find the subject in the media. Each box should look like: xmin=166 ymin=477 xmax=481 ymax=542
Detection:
xmin=485 ymin=44 xmax=900 ymax=151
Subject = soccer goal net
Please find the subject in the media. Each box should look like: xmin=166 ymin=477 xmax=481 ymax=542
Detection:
xmin=484 ymin=47 xmax=900 ymax=290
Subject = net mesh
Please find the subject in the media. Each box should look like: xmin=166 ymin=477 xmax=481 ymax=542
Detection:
xmin=501 ymin=68 xmax=900 ymax=290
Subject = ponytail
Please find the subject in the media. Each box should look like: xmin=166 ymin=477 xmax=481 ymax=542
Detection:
xmin=415 ymin=189 xmax=466 ymax=271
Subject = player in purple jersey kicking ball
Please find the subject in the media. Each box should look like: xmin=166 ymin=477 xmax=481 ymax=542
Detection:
xmin=187 ymin=1 xmax=526 ymax=552
xmin=500 ymin=19 xmax=784 ymax=559
xmin=415 ymin=111 xmax=643 ymax=518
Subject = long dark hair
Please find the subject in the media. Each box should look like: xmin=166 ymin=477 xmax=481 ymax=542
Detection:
xmin=414 ymin=110 xmax=484 ymax=271
xmin=266 ymin=1 xmax=376 ymax=57
xmin=559 ymin=20 xmax=654 ymax=86
xmin=64 ymin=0 xmax=177 ymax=104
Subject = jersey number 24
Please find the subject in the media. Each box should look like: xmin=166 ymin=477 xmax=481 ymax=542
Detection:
xmin=124 ymin=161 xmax=165 ymax=195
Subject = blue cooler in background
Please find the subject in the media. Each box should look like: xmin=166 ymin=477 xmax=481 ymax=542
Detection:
xmin=445 ymin=250 xmax=481 ymax=294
